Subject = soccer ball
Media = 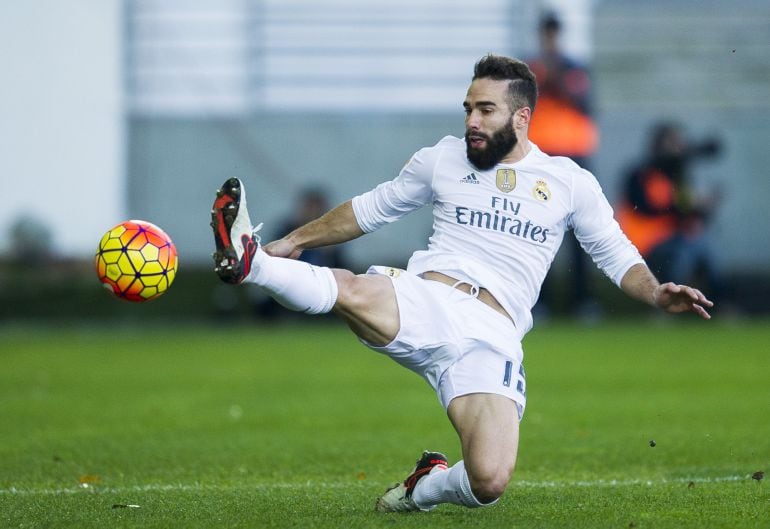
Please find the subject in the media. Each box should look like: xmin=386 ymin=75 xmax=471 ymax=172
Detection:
xmin=95 ymin=220 xmax=178 ymax=302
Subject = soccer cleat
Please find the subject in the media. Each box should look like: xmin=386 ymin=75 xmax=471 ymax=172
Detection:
xmin=375 ymin=451 xmax=449 ymax=513
xmin=211 ymin=177 xmax=263 ymax=284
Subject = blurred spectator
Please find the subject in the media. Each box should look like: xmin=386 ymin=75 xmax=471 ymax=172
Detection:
xmin=616 ymin=121 xmax=724 ymax=300
xmin=527 ymin=12 xmax=598 ymax=165
xmin=274 ymin=187 xmax=347 ymax=268
xmin=526 ymin=12 xmax=600 ymax=320
xmin=9 ymin=215 xmax=54 ymax=265
xmin=253 ymin=187 xmax=348 ymax=318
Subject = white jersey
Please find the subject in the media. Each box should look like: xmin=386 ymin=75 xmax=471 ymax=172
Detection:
xmin=351 ymin=135 xmax=644 ymax=336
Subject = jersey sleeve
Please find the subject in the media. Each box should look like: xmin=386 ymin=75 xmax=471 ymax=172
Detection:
xmin=570 ymin=169 xmax=645 ymax=286
xmin=351 ymin=146 xmax=436 ymax=233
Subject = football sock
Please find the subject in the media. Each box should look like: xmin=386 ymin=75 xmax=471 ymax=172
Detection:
xmin=246 ymin=248 xmax=338 ymax=314
xmin=412 ymin=460 xmax=494 ymax=509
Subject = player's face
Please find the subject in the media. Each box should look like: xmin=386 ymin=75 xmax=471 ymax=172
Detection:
xmin=464 ymin=78 xmax=518 ymax=170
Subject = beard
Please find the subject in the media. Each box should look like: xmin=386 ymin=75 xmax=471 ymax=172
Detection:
xmin=465 ymin=121 xmax=518 ymax=170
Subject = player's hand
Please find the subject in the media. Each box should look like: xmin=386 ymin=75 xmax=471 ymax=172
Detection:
xmin=653 ymin=282 xmax=714 ymax=320
xmin=263 ymin=238 xmax=303 ymax=260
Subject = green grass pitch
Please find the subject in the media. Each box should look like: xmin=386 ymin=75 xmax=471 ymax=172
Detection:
xmin=1 ymin=319 xmax=768 ymax=528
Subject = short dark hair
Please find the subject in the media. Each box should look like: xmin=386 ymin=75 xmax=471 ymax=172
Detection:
xmin=473 ymin=54 xmax=537 ymax=111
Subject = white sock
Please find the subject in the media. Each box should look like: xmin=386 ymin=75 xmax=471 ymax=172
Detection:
xmin=245 ymin=248 xmax=338 ymax=314
xmin=412 ymin=460 xmax=493 ymax=509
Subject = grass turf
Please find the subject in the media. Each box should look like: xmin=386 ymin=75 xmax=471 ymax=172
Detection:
xmin=0 ymin=319 xmax=768 ymax=528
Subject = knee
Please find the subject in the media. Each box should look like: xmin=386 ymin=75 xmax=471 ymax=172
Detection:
xmin=467 ymin=464 xmax=514 ymax=504
xmin=334 ymin=270 xmax=395 ymax=314
xmin=332 ymin=270 xmax=368 ymax=310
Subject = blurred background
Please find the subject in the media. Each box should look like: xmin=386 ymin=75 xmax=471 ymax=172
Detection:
xmin=1 ymin=0 xmax=769 ymax=322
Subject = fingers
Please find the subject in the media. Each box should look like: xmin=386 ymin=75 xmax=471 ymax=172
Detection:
xmin=691 ymin=303 xmax=711 ymax=320
xmin=262 ymin=239 xmax=303 ymax=260
xmin=263 ymin=242 xmax=290 ymax=258
xmin=659 ymin=282 xmax=714 ymax=319
xmin=685 ymin=286 xmax=713 ymax=320
xmin=261 ymin=241 xmax=279 ymax=256
xmin=677 ymin=284 xmax=714 ymax=319
xmin=692 ymin=288 xmax=714 ymax=308
xmin=681 ymin=285 xmax=714 ymax=308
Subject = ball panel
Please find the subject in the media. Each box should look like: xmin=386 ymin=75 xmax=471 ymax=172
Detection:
xmin=157 ymin=246 xmax=170 ymax=268
xmin=140 ymin=243 xmax=159 ymax=262
xmin=100 ymin=233 xmax=122 ymax=251
xmin=126 ymin=249 xmax=146 ymax=272
xmin=145 ymin=231 xmax=167 ymax=248
xmin=118 ymin=227 xmax=139 ymax=247
xmin=95 ymin=254 xmax=107 ymax=277
xmin=109 ymin=224 xmax=127 ymax=239
xmin=105 ymin=263 xmax=123 ymax=282
xmin=116 ymin=274 xmax=137 ymax=294
xmin=141 ymin=261 xmax=164 ymax=275
xmin=100 ymin=250 xmax=121 ymax=265
xmin=139 ymin=286 xmax=159 ymax=300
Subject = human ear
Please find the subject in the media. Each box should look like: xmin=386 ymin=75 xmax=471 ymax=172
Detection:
xmin=515 ymin=107 xmax=531 ymax=128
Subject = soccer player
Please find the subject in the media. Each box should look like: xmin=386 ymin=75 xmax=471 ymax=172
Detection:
xmin=210 ymin=55 xmax=713 ymax=512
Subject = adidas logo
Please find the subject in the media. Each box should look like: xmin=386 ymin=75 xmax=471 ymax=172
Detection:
xmin=461 ymin=172 xmax=480 ymax=184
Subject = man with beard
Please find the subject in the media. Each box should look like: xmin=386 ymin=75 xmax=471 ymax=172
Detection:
xmin=210 ymin=55 xmax=713 ymax=513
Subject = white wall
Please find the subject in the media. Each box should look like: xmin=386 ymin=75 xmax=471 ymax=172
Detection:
xmin=0 ymin=1 xmax=124 ymax=257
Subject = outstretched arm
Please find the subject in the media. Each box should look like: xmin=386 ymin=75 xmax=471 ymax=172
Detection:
xmin=620 ymin=263 xmax=713 ymax=320
xmin=263 ymin=200 xmax=364 ymax=259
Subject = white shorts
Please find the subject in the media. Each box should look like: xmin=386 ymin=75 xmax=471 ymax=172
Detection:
xmin=361 ymin=266 xmax=526 ymax=418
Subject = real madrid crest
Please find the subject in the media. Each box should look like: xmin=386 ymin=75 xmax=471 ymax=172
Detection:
xmin=532 ymin=179 xmax=551 ymax=202
xmin=385 ymin=267 xmax=401 ymax=278
xmin=495 ymin=169 xmax=516 ymax=193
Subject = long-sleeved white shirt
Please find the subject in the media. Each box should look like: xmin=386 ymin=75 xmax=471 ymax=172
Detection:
xmin=352 ymin=136 xmax=644 ymax=337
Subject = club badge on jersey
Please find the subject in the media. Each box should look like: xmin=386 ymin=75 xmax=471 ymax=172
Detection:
xmin=532 ymin=179 xmax=552 ymax=202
